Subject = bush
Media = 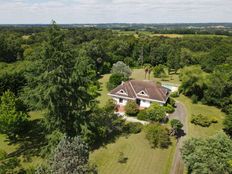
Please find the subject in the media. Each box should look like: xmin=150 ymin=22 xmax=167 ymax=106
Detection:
xmin=137 ymin=109 xmax=148 ymax=121
xmin=191 ymin=95 xmax=198 ymax=104
xmin=146 ymin=103 xmax=166 ymax=122
xmin=170 ymin=119 xmax=183 ymax=136
xmin=145 ymin=123 xmax=171 ymax=148
xmin=191 ymin=114 xmax=212 ymax=127
xmin=123 ymin=122 xmax=143 ymax=134
xmin=167 ymin=97 xmax=176 ymax=107
xmin=104 ymin=99 xmax=116 ymax=112
xmin=170 ymin=91 xmax=179 ymax=98
xmin=125 ymin=101 xmax=139 ymax=116
xmin=153 ymin=65 xmax=166 ymax=78
xmin=164 ymin=104 xmax=175 ymax=113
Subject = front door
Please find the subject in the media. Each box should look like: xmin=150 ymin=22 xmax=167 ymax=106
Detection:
xmin=136 ymin=99 xmax=141 ymax=106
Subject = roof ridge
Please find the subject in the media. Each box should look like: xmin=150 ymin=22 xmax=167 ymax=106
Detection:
xmin=129 ymin=81 xmax=137 ymax=98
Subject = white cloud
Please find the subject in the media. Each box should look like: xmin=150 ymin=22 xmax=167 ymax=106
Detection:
xmin=0 ymin=0 xmax=231 ymax=24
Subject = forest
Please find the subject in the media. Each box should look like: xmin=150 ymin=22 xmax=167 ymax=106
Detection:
xmin=0 ymin=22 xmax=232 ymax=173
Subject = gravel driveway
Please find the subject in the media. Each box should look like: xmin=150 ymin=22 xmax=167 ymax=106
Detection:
xmin=169 ymin=102 xmax=188 ymax=174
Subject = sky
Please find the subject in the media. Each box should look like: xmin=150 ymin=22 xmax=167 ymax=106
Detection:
xmin=0 ymin=0 xmax=231 ymax=24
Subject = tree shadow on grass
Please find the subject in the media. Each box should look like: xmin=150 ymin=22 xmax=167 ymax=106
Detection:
xmin=7 ymin=119 xmax=48 ymax=161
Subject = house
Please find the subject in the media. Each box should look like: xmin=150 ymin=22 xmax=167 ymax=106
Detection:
xmin=108 ymin=80 xmax=170 ymax=111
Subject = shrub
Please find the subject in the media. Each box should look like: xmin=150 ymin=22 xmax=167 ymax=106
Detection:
xmin=153 ymin=65 xmax=166 ymax=78
xmin=191 ymin=114 xmax=211 ymax=127
xmin=104 ymin=99 xmax=117 ymax=112
xmin=170 ymin=91 xmax=179 ymax=98
xmin=164 ymin=104 xmax=175 ymax=113
xmin=167 ymin=97 xmax=176 ymax=107
xmin=146 ymin=103 xmax=166 ymax=122
xmin=111 ymin=61 xmax=132 ymax=78
xmin=125 ymin=101 xmax=139 ymax=116
xmin=170 ymin=119 xmax=183 ymax=136
xmin=137 ymin=109 xmax=148 ymax=121
xmin=145 ymin=123 xmax=171 ymax=148
xmin=123 ymin=122 xmax=143 ymax=134
xmin=191 ymin=95 xmax=198 ymax=104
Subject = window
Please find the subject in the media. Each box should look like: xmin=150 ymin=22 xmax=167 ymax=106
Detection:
xmin=119 ymin=98 xmax=123 ymax=103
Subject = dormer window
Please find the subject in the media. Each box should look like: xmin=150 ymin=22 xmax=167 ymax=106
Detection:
xmin=138 ymin=90 xmax=148 ymax=97
xmin=116 ymin=89 xmax=128 ymax=96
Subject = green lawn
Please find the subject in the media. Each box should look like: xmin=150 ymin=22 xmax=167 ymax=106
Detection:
xmin=97 ymin=74 xmax=111 ymax=107
xmin=90 ymin=132 xmax=176 ymax=174
xmin=176 ymin=95 xmax=225 ymax=138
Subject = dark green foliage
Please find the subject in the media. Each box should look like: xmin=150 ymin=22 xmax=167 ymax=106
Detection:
xmin=167 ymin=97 xmax=176 ymax=107
xmin=203 ymin=64 xmax=232 ymax=109
xmin=0 ymin=90 xmax=29 ymax=140
xmin=125 ymin=100 xmax=139 ymax=116
xmin=41 ymin=130 xmax=64 ymax=158
xmin=104 ymin=99 xmax=117 ymax=112
xmin=123 ymin=122 xmax=143 ymax=134
xmin=167 ymin=47 xmax=181 ymax=73
xmin=0 ymin=149 xmax=20 ymax=174
xmin=137 ymin=109 xmax=148 ymax=121
xmin=51 ymin=136 xmax=97 ymax=174
xmin=153 ymin=64 xmax=166 ymax=78
xmin=170 ymin=119 xmax=183 ymax=136
xmin=23 ymin=23 xmax=97 ymax=136
xmin=137 ymin=104 xmax=166 ymax=122
xmin=181 ymin=133 xmax=232 ymax=174
xmin=107 ymin=73 xmax=128 ymax=90
xmin=146 ymin=103 xmax=166 ymax=122
xmin=83 ymin=107 xmax=125 ymax=147
xmin=164 ymin=104 xmax=175 ymax=113
xmin=0 ymin=32 xmax=23 ymax=62
xmin=191 ymin=114 xmax=212 ymax=127
xmin=170 ymin=91 xmax=179 ymax=98
xmin=145 ymin=123 xmax=171 ymax=148
xmin=0 ymin=72 xmax=26 ymax=96
xmin=224 ymin=108 xmax=232 ymax=137
xmin=179 ymin=66 xmax=208 ymax=100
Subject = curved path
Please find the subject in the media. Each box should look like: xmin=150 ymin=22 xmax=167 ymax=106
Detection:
xmin=169 ymin=102 xmax=188 ymax=174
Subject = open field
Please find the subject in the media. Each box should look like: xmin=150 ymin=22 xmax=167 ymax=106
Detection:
xmin=115 ymin=30 xmax=228 ymax=38
xmin=176 ymin=95 xmax=225 ymax=138
xmin=90 ymin=132 xmax=176 ymax=174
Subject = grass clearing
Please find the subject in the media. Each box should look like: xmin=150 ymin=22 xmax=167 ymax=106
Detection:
xmin=90 ymin=132 xmax=176 ymax=174
xmin=176 ymin=95 xmax=225 ymax=138
xmin=97 ymin=74 xmax=111 ymax=107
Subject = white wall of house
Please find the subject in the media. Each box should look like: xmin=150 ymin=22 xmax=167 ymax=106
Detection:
xmin=112 ymin=97 xmax=128 ymax=106
xmin=140 ymin=100 xmax=151 ymax=108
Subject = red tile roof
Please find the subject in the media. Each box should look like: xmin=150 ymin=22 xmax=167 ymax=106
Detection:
xmin=109 ymin=80 xmax=169 ymax=103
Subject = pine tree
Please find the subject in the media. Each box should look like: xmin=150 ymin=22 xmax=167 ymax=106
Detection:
xmin=23 ymin=21 xmax=97 ymax=136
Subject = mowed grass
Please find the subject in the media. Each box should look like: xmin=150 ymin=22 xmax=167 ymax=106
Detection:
xmin=97 ymin=74 xmax=111 ymax=107
xmin=90 ymin=132 xmax=176 ymax=174
xmin=131 ymin=68 xmax=181 ymax=85
xmin=177 ymin=95 xmax=225 ymax=138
